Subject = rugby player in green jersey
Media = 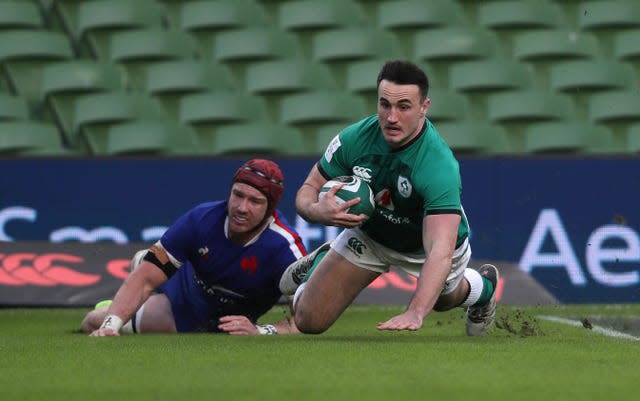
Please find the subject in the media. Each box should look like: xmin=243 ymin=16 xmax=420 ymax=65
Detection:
xmin=280 ymin=60 xmax=499 ymax=336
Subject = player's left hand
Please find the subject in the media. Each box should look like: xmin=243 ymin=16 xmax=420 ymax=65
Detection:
xmin=376 ymin=310 xmax=423 ymax=331
xmin=218 ymin=315 xmax=259 ymax=335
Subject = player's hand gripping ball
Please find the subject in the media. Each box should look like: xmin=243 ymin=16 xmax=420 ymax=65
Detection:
xmin=319 ymin=176 xmax=375 ymax=216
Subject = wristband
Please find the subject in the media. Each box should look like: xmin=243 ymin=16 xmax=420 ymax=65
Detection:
xmin=256 ymin=324 xmax=278 ymax=335
xmin=100 ymin=314 xmax=123 ymax=333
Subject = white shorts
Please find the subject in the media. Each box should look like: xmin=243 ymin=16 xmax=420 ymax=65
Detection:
xmin=331 ymin=227 xmax=471 ymax=295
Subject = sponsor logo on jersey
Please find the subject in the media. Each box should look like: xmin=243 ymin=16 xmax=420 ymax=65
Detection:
xmin=352 ymin=166 xmax=372 ymax=181
xmin=347 ymin=237 xmax=367 ymax=255
xmin=323 ymin=135 xmax=341 ymax=163
xmin=397 ymin=175 xmax=413 ymax=198
xmin=375 ymin=189 xmax=394 ymax=211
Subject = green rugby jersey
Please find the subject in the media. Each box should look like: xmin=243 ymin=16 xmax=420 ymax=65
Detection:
xmin=318 ymin=115 xmax=469 ymax=253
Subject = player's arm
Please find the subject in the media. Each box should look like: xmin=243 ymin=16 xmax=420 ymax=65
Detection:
xmin=91 ymin=247 xmax=173 ymax=336
xmin=218 ymin=314 xmax=300 ymax=335
xmin=377 ymin=213 xmax=459 ymax=331
xmin=296 ymin=164 xmax=365 ymax=228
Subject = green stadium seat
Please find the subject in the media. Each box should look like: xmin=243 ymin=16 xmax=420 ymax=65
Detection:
xmin=72 ymin=92 xmax=165 ymax=151
xmin=613 ymin=30 xmax=640 ymax=61
xmin=0 ymin=2 xmax=45 ymax=30
xmin=549 ymin=60 xmax=634 ymax=93
xmin=145 ymin=60 xmax=236 ymax=119
xmin=278 ymin=0 xmax=367 ymax=31
xmin=426 ymin=89 xmax=472 ymax=123
xmin=588 ymin=91 xmax=640 ymax=122
xmin=512 ymin=30 xmax=600 ymax=61
xmin=488 ymin=91 xmax=575 ymax=123
xmin=478 ymin=1 xmax=562 ymax=30
xmin=377 ymin=0 xmax=464 ymax=30
xmin=211 ymin=123 xmax=307 ymax=156
xmin=180 ymin=0 xmax=268 ymax=54
xmin=245 ymin=60 xmax=337 ymax=94
xmin=308 ymin=123 xmax=345 ymax=155
xmin=524 ymin=121 xmax=613 ymax=154
xmin=94 ymin=120 xmax=201 ymax=156
xmin=627 ymin=123 xmax=640 ymax=153
xmin=0 ymin=30 xmax=74 ymax=103
xmin=450 ymin=60 xmax=531 ymax=93
xmin=0 ymin=121 xmax=71 ymax=156
xmin=179 ymin=91 xmax=268 ymax=142
xmin=40 ymin=60 xmax=128 ymax=140
xmin=312 ymin=28 xmax=400 ymax=63
xmin=280 ymin=91 xmax=366 ymax=126
xmin=578 ymin=1 xmax=640 ymax=30
xmin=436 ymin=122 xmax=505 ymax=154
xmin=213 ymin=27 xmax=301 ymax=62
xmin=107 ymin=29 xmax=200 ymax=89
xmin=0 ymin=93 xmax=29 ymax=121
xmin=413 ymin=27 xmax=500 ymax=62
xmin=76 ymin=0 xmax=166 ymax=58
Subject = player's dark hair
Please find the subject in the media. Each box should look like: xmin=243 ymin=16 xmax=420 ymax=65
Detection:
xmin=377 ymin=60 xmax=429 ymax=100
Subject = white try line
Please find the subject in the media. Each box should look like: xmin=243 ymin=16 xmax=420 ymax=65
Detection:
xmin=538 ymin=315 xmax=640 ymax=341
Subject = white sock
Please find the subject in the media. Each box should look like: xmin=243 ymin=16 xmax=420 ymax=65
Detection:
xmin=461 ymin=268 xmax=483 ymax=308
xmin=121 ymin=304 xmax=145 ymax=334
xmin=292 ymin=282 xmax=307 ymax=313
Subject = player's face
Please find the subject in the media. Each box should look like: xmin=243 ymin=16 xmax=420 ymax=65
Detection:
xmin=227 ymin=183 xmax=269 ymax=242
xmin=377 ymin=79 xmax=430 ymax=149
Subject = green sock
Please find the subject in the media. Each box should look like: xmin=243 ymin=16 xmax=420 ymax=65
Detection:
xmin=474 ymin=276 xmax=494 ymax=306
xmin=302 ymin=249 xmax=328 ymax=283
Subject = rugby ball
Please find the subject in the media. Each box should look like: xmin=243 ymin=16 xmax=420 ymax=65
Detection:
xmin=319 ymin=176 xmax=375 ymax=216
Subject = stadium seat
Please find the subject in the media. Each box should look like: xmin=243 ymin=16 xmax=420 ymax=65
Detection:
xmin=312 ymin=28 xmax=400 ymax=63
xmin=0 ymin=93 xmax=29 ymax=121
xmin=450 ymin=59 xmax=531 ymax=93
xmin=0 ymin=30 xmax=74 ymax=103
xmin=180 ymin=0 xmax=268 ymax=54
xmin=145 ymin=60 xmax=236 ymax=119
xmin=0 ymin=121 xmax=71 ymax=156
xmin=436 ymin=122 xmax=505 ymax=154
xmin=213 ymin=27 xmax=301 ymax=62
xmin=278 ymin=0 xmax=367 ymax=31
xmin=179 ymin=91 xmax=268 ymax=141
xmin=512 ymin=30 xmax=600 ymax=61
xmin=413 ymin=27 xmax=500 ymax=62
xmin=307 ymin=123 xmax=345 ymax=155
xmin=426 ymin=89 xmax=472 ymax=123
xmin=211 ymin=123 xmax=307 ymax=156
xmin=578 ymin=1 xmax=640 ymax=30
xmin=588 ymin=91 xmax=640 ymax=122
xmin=72 ymin=92 xmax=165 ymax=151
xmin=95 ymin=120 xmax=201 ymax=156
xmin=107 ymin=29 xmax=200 ymax=90
xmin=627 ymin=123 xmax=640 ymax=153
xmin=549 ymin=60 xmax=634 ymax=93
xmin=478 ymin=1 xmax=562 ymax=30
xmin=76 ymin=0 xmax=166 ymax=59
xmin=245 ymin=59 xmax=337 ymax=94
xmin=524 ymin=121 xmax=613 ymax=154
xmin=488 ymin=91 xmax=575 ymax=123
xmin=280 ymin=91 xmax=366 ymax=127
xmin=377 ymin=0 xmax=464 ymax=30
xmin=40 ymin=60 xmax=128 ymax=141
xmin=613 ymin=30 xmax=640 ymax=62
xmin=0 ymin=2 xmax=45 ymax=31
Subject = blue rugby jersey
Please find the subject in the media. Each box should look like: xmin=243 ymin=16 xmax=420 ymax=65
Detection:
xmin=158 ymin=201 xmax=306 ymax=331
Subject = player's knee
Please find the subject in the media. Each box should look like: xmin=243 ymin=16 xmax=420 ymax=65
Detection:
xmin=80 ymin=310 xmax=102 ymax=333
xmin=294 ymin=311 xmax=329 ymax=335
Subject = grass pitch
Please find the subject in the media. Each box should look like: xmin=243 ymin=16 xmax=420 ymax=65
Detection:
xmin=1 ymin=304 xmax=638 ymax=401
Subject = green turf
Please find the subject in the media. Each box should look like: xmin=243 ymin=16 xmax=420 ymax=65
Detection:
xmin=1 ymin=304 xmax=638 ymax=401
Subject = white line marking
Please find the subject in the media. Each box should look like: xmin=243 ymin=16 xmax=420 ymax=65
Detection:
xmin=538 ymin=315 xmax=640 ymax=341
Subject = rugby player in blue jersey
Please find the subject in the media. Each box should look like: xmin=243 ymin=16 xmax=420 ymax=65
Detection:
xmin=82 ymin=159 xmax=306 ymax=336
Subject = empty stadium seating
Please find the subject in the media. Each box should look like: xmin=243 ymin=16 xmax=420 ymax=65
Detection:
xmin=2 ymin=0 xmax=640 ymax=156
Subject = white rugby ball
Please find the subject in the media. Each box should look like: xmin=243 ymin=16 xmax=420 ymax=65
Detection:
xmin=319 ymin=175 xmax=375 ymax=216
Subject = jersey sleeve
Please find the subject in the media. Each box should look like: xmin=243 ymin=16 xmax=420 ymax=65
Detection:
xmin=159 ymin=207 xmax=200 ymax=264
xmin=421 ymin=158 xmax=463 ymax=215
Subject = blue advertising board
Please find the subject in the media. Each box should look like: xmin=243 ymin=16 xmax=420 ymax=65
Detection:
xmin=1 ymin=157 xmax=638 ymax=303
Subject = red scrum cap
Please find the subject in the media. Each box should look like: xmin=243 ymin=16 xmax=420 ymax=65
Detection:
xmin=232 ymin=159 xmax=284 ymax=214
